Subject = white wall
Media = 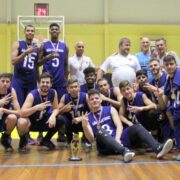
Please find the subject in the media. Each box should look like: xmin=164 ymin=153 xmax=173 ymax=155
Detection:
xmin=1 ymin=0 xmax=180 ymax=24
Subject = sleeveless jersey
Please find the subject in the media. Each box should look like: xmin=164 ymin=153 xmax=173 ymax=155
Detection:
xmin=164 ymin=69 xmax=180 ymax=121
xmin=42 ymin=41 xmax=67 ymax=88
xmin=29 ymin=88 xmax=55 ymax=121
xmin=80 ymin=83 xmax=98 ymax=93
xmin=64 ymin=92 xmax=88 ymax=119
xmin=88 ymin=106 xmax=116 ymax=138
xmin=123 ymin=92 xmax=145 ymax=123
xmin=13 ymin=40 xmax=38 ymax=85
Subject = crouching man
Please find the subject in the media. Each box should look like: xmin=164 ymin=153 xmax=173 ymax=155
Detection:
xmin=18 ymin=72 xmax=64 ymax=152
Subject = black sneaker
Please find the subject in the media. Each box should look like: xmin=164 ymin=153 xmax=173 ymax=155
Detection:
xmin=156 ymin=139 xmax=173 ymax=158
xmin=37 ymin=132 xmax=43 ymax=143
xmin=1 ymin=133 xmax=13 ymax=152
xmin=57 ymin=132 xmax=67 ymax=142
xmin=40 ymin=139 xmax=56 ymax=150
xmin=123 ymin=150 xmax=135 ymax=163
xmin=18 ymin=135 xmax=28 ymax=153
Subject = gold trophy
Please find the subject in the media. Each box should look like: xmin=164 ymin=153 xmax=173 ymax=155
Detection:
xmin=68 ymin=133 xmax=82 ymax=161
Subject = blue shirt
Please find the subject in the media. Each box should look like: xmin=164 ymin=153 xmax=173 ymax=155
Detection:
xmin=135 ymin=52 xmax=152 ymax=79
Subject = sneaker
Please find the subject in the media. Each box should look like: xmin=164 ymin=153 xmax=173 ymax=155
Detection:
xmin=57 ymin=132 xmax=67 ymax=142
xmin=18 ymin=135 xmax=28 ymax=153
xmin=1 ymin=133 xmax=13 ymax=152
xmin=123 ymin=151 xmax=135 ymax=163
xmin=156 ymin=139 xmax=173 ymax=158
xmin=176 ymin=154 xmax=180 ymax=161
xmin=26 ymin=134 xmax=36 ymax=145
xmin=40 ymin=139 xmax=56 ymax=150
xmin=37 ymin=132 xmax=43 ymax=143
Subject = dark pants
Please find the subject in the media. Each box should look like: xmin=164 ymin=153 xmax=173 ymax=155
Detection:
xmin=96 ymin=124 xmax=161 ymax=155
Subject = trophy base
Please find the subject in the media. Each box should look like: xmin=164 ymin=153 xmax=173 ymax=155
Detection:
xmin=68 ymin=157 xmax=82 ymax=161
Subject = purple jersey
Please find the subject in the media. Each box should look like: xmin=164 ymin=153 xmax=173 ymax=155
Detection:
xmin=13 ymin=40 xmax=38 ymax=86
xmin=101 ymin=88 xmax=117 ymax=106
xmin=80 ymin=83 xmax=98 ymax=93
xmin=88 ymin=106 xmax=116 ymax=138
xmin=164 ymin=69 xmax=180 ymax=121
xmin=29 ymin=88 xmax=55 ymax=121
xmin=64 ymin=92 xmax=89 ymax=119
xmin=42 ymin=41 xmax=67 ymax=88
xmin=123 ymin=92 xmax=145 ymax=123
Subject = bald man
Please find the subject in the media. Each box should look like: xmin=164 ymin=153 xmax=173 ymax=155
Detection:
xmin=135 ymin=37 xmax=152 ymax=79
xmin=68 ymin=41 xmax=95 ymax=85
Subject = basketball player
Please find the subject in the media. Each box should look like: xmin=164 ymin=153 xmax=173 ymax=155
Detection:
xmin=156 ymin=55 xmax=180 ymax=160
xmin=0 ymin=73 xmax=20 ymax=152
xmin=19 ymin=73 xmax=64 ymax=152
xmin=82 ymin=89 xmax=173 ymax=162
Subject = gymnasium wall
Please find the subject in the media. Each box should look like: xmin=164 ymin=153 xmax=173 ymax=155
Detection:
xmin=1 ymin=24 xmax=180 ymax=73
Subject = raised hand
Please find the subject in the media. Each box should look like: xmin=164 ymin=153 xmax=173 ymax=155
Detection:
xmin=0 ymin=94 xmax=12 ymax=106
xmin=35 ymin=101 xmax=52 ymax=111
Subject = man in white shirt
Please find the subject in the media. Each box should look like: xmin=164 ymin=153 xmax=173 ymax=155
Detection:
xmin=68 ymin=41 xmax=95 ymax=85
xmin=97 ymin=38 xmax=141 ymax=87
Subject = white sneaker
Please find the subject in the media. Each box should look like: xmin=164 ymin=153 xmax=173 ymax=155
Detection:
xmin=176 ymin=154 xmax=180 ymax=161
xmin=123 ymin=152 xmax=135 ymax=163
xmin=156 ymin=139 xmax=173 ymax=158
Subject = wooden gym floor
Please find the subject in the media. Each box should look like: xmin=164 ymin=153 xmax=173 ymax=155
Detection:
xmin=0 ymin=140 xmax=180 ymax=180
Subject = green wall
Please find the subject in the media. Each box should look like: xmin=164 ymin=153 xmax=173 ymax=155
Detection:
xmin=1 ymin=24 xmax=180 ymax=73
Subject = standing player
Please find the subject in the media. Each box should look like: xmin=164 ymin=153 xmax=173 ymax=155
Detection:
xmin=11 ymin=24 xmax=39 ymax=107
xmin=11 ymin=24 xmax=39 ymax=144
xmin=38 ymin=23 xmax=69 ymax=101
xmin=38 ymin=23 xmax=68 ymax=142
xmin=0 ymin=73 xmax=20 ymax=152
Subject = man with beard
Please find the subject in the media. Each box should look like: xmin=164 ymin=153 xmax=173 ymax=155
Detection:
xmin=156 ymin=55 xmax=180 ymax=160
xmin=19 ymin=73 xmax=64 ymax=152
xmin=38 ymin=23 xmax=69 ymax=101
xmin=97 ymin=78 xmax=122 ymax=110
xmin=0 ymin=73 xmax=21 ymax=152
xmin=80 ymin=67 xmax=98 ymax=93
xmin=68 ymin=41 xmax=95 ymax=85
xmin=97 ymin=37 xmax=141 ymax=87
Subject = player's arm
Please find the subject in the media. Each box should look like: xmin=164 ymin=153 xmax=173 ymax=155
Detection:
xmin=58 ymin=95 xmax=73 ymax=114
xmin=119 ymin=99 xmax=133 ymax=127
xmin=1 ymin=89 xmax=20 ymax=116
xmin=96 ymin=68 xmax=104 ymax=83
xmin=111 ymin=107 xmax=123 ymax=143
xmin=37 ymin=43 xmax=55 ymax=66
xmin=142 ymin=94 xmax=157 ymax=111
xmin=81 ymin=112 xmax=94 ymax=144
xmin=20 ymin=93 xmax=36 ymax=117
xmin=65 ymin=46 xmax=69 ymax=81
xmin=47 ymin=91 xmax=59 ymax=128
xmin=12 ymin=41 xmax=35 ymax=65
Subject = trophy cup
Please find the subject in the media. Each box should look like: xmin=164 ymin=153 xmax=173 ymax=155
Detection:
xmin=68 ymin=133 xmax=82 ymax=161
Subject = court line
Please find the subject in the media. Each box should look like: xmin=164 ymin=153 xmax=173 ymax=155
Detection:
xmin=0 ymin=160 xmax=179 ymax=168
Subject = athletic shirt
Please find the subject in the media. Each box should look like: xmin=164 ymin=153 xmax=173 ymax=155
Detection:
xmin=64 ymin=92 xmax=89 ymax=119
xmin=123 ymin=92 xmax=145 ymax=123
xmin=88 ymin=106 xmax=116 ymax=138
xmin=42 ymin=41 xmax=67 ymax=88
xmin=29 ymin=88 xmax=55 ymax=121
xmin=0 ymin=88 xmax=12 ymax=119
xmin=80 ymin=83 xmax=98 ymax=93
xmin=149 ymin=72 xmax=167 ymax=103
xmin=13 ymin=40 xmax=38 ymax=85
xmin=101 ymin=88 xmax=117 ymax=106
xmin=164 ymin=69 xmax=180 ymax=121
